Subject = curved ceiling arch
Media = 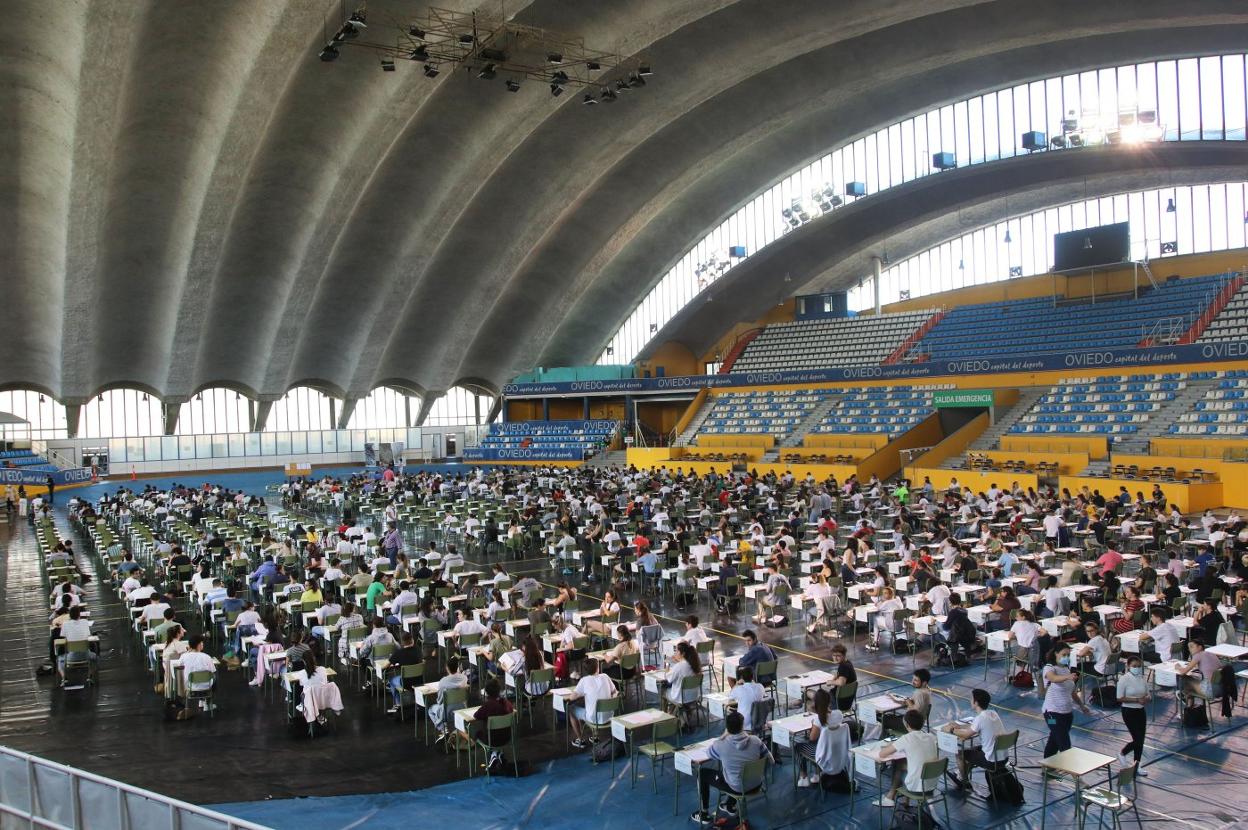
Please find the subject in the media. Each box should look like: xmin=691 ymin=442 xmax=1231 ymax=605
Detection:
xmin=639 ymin=142 xmax=1248 ymax=359
xmin=3 ymin=0 xmax=1248 ymax=403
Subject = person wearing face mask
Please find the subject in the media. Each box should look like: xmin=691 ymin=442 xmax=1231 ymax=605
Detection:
xmin=1041 ymin=644 xmax=1090 ymax=757
xmin=1115 ymin=656 xmax=1149 ymax=777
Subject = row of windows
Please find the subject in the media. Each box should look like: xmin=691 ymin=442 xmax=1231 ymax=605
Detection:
xmin=0 ymin=385 xmax=496 ymax=441
xmin=601 ymin=54 xmax=1248 ymax=362
xmin=845 ymin=183 xmax=1248 ymax=310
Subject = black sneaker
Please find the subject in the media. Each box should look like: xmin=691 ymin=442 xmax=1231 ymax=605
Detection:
xmin=689 ymin=810 xmax=712 ymax=824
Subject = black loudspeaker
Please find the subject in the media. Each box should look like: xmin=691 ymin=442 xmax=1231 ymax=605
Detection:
xmin=1053 ymin=222 xmax=1130 ymax=271
xmin=1021 ymin=131 xmax=1046 ymax=151
xmin=932 ymin=152 xmax=956 ymax=170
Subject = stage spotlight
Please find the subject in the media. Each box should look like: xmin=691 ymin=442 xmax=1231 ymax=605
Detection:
xmin=547 ymin=52 xmax=563 ymax=63
xmin=600 ymin=86 xmax=617 ymax=102
xmin=505 ymin=79 xmax=520 ymax=92
xmin=380 ymin=58 xmax=395 ymax=72
xmin=423 ymin=63 xmax=440 ymax=77
xmin=638 ymin=64 xmax=652 ymax=76
xmin=410 ymin=45 xmax=429 ymax=61
xmin=478 ymin=63 xmax=497 ymax=79
xmin=409 ymin=26 xmax=426 ymax=39
xmin=550 ymin=83 xmax=564 ymax=97
xmin=582 ymin=93 xmax=598 ymax=105
xmin=319 ymin=44 xmax=339 ymax=61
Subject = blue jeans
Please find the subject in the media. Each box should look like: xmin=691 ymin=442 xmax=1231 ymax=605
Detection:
xmin=389 ymin=674 xmax=404 ymax=705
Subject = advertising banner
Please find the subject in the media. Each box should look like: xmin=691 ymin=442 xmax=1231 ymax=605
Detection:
xmin=462 ymin=447 xmax=585 ymax=461
xmin=0 ymin=467 xmax=94 ymax=487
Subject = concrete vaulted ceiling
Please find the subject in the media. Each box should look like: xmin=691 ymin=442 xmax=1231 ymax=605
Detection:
xmin=2 ymin=0 xmax=1247 ymax=405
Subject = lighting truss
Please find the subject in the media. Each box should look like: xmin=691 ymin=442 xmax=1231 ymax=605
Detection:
xmin=324 ymin=4 xmax=645 ymax=90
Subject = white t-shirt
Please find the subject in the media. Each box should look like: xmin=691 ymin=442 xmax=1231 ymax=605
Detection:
xmin=728 ymin=681 xmax=766 ymax=730
xmin=1010 ymin=620 xmax=1041 ymax=649
xmin=575 ymin=673 xmax=618 ymax=723
xmin=896 ymin=730 xmax=940 ymax=792
xmin=1042 ymin=514 xmax=1063 ymax=537
xmin=926 ymin=584 xmax=951 ymax=616
xmin=971 ymin=708 xmax=1003 ymax=758
xmin=1148 ymin=621 xmax=1179 ymax=658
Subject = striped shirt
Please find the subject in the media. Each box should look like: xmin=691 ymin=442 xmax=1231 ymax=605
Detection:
xmin=1042 ymin=664 xmax=1075 ymax=713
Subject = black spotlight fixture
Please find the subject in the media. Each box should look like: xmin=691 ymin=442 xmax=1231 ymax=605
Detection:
xmin=477 ymin=63 xmax=497 ymax=80
xmin=458 ymin=33 xmax=474 ymax=44
xmin=615 ymin=79 xmax=629 ymax=93
xmin=410 ymin=45 xmax=429 ymax=61
xmin=423 ymin=63 xmax=439 ymax=77
xmin=480 ymin=47 xmax=507 ymax=62
xmin=408 ymin=25 xmax=426 ymax=39
xmin=628 ymin=72 xmax=645 ymax=88
xmin=550 ymin=83 xmax=564 ymax=97
xmin=1161 ymin=241 xmax=1178 ymax=254
xmin=638 ymin=64 xmax=652 ymax=76
xmin=582 ymin=93 xmax=598 ymax=105
xmin=505 ymin=79 xmax=520 ymax=92
xmin=587 ymin=60 xmax=601 ymax=71
xmin=319 ymin=43 xmax=339 ymax=61
xmin=600 ymin=86 xmax=617 ymax=102
xmin=380 ymin=58 xmax=395 ymax=72
xmin=1166 ymin=198 xmax=1176 ymax=213
xmin=547 ymin=52 xmax=563 ymax=64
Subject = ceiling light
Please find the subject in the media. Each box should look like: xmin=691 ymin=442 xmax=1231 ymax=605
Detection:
xmin=628 ymin=73 xmax=645 ymax=88
xmin=587 ymin=61 xmax=601 ymax=71
xmin=649 ymin=323 xmax=658 ymax=333
xmin=410 ymin=45 xmax=429 ymax=61
xmin=318 ymin=44 xmax=339 ymax=61
xmin=39 ymin=394 xmax=46 ymax=403
xmin=600 ymin=86 xmax=617 ymax=102
xmin=615 ymin=79 xmax=630 ymax=93
xmin=1082 ymin=236 xmax=1093 ymax=250
xmin=480 ymin=48 xmax=506 ymax=62
xmin=477 ymin=63 xmax=497 ymax=79
xmin=605 ymin=346 xmax=614 ymax=356
xmin=505 ymin=79 xmax=520 ymax=92
xmin=380 ymin=58 xmax=395 ymax=72
xmin=423 ymin=64 xmax=439 ymax=77
xmin=547 ymin=52 xmax=563 ymax=63
xmin=638 ymin=64 xmax=652 ymax=76
xmin=550 ymin=83 xmax=564 ymax=97
xmin=1009 ymin=266 xmax=1023 ymax=277
xmin=1003 ymin=229 xmax=1012 ymax=244
xmin=458 ymin=33 xmax=475 ymax=44
xmin=1166 ymin=198 xmax=1176 ymax=213
xmin=582 ymin=93 xmax=597 ymax=105
xmin=409 ymin=25 xmax=426 ymax=39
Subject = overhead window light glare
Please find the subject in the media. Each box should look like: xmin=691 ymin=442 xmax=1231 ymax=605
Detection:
xmin=423 ymin=63 xmax=439 ymax=77
xmin=477 ymin=63 xmax=497 ymax=79
xmin=505 ymin=79 xmax=520 ymax=92
xmin=380 ymin=58 xmax=396 ymax=72
xmin=319 ymin=43 xmax=339 ymax=61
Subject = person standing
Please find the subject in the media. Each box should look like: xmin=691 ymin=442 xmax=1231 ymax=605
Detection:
xmin=1116 ymin=655 xmax=1150 ymax=777
xmin=382 ymin=521 xmax=403 ymax=570
xmin=1041 ymin=644 xmax=1090 ymax=757
xmin=45 ymin=475 xmax=56 ymax=506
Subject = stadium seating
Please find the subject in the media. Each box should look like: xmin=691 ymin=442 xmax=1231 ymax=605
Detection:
xmin=810 ymin=385 xmax=947 ymax=436
xmin=697 ymin=389 xmax=829 ymax=440
xmin=731 ymin=310 xmax=932 ymax=371
xmin=1171 ymin=371 xmax=1248 ymax=435
xmin=476 ymin=420 xmax=619 ymax=457
xmin=1010 ymin=374 xmax=1184 ymax=438
xmin=0 ymin=449 xmax=58 ymax=473
xmin=900 ymin=274 xmax=1230 ymax=362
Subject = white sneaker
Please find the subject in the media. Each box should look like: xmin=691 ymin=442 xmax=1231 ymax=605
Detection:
xmin=796 ymin=776 xmax=814 ymax=788
xmin=872 ymin=796 xmax=896 ymax=807
xmin=1117 ymin=752 xmax=1131 ymax=767
xmin=1136 ymin=767 xmax=1148 ymax=777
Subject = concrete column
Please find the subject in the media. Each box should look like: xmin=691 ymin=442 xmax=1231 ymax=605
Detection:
xmin=541 ymin=398 xmax=550 ymax=420
xmin=252 ymin=396 xmax=280 ymax=433
xmin=161 ymin=398 xmax=187 ymax=436
xmin=63 ymin=402 xmax=83 ymax=439
xmin=583 ymin=396 xmax=590 ymax=419
xmin=414 ymin=392 xmax=441 ymax=427
xmin=872 ymin=255 xmax=883 ymax=315
xmin=335 ymin=397 xmax=359 ymax=430
xmin=485 ymin=395 xmax=503 ymax=425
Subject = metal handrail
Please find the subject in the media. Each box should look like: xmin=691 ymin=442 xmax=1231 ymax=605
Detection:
xmin=0 ymin=746 xmax=270 ymax=830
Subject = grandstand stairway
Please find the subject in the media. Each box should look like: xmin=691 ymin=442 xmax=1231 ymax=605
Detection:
xmin=586 ymin=449 xmax=627 ymax=468
xmin=778 ymin=394 xmax=845 ymax=450
xmin=674 ymin=397 xmax=716 ymax=447
xmin=954 ymin=387 xmax=1049 ymax=458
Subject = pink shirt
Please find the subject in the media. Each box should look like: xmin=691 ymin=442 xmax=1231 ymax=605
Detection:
xmin=1095 ymin=549 xmax=1123 ymax=576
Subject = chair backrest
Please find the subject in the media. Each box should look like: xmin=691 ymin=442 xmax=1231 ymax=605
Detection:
xmin=754 ymin=659 xmax=777 ymax=682
xmin=695 ymin=640 xmax=715 ymax=662
xmin=372 ymin=642 xmax=396 ymax=660
xmin=595 ymin=696 xmax=622 ymax=718
xmin=738 ymin=757 xmax=768 ymax=795
xmin=618 ymin=652 xmax=640 ymax=672
xmin=460 ymin=633 xmax=482 ymax=647
xmin=1115 ymin=765 xmax=1136 ymax=790
xmin=527 ymin=667 xmax=554 ymax=694
xmin=917 ymin=757 xmax=949 ymax=793
xmin=401 ymin=662 xmax=424 ymax=682
xmin=188 ymin=670 xmax=213 ymax=687
xmin=680 ymin=673 xmax=703 ymax=702
xmin=641 ymin=624 xmax=664 ymax=647
xmin=443 ymin=685 xmax=469 ymax=708
xmin=836 ymin=681 xmax=857 ymax=704
xmin=65 ymin=640 xmax=91 ymax=655
xmin=649 ymin=717 xmax=680 ymax=743
xmin=994 ymin=729 xmax=1019 ymax=761
xmin=749 ymin=697 xmax=775 ymax=733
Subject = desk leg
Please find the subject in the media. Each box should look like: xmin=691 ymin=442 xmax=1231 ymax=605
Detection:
xmin=1040 ymin=773 xmax=1049 ymax=830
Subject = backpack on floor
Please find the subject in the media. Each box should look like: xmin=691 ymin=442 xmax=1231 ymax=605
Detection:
xmin=986 ymin=767 xmax=1026 ymax=806
xmin=591 ymin=738 xmax=626 ymax=763
xmin=1011 ymin=670 xmax=1034 ymax=689
xmin=890 ymin=800 xmax=941 ymax=830
xmin=1183 ymin=705 xmax=1209 ymax=729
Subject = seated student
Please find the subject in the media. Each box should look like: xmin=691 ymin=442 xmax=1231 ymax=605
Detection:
xmin=1079 ymin=621 xmax=1113 ymax=680
xmin=737 ymin=630 xmax=778 ymax=686
xmin=867 ymin=586 xmax=904 ymax=650
xmin=160 ymin=625 xmax=190 ymax=697
xmin=661 ymin=642 xmax=702 ymax=717
xmin=893 ymin=668 xmax=933 ymax=725
xmin=753 ymin=563 xmax=792 ymax=624
xmin=937 ymin=595 xmax=978 ymax=657
xmin=679 ymin=614 xmax=712 ymax=647
xmin=384 ymin=632 xmax=423 ymax=714
xmin=712 ymin=555 xmax=741 ymax=613
xmin=794 ymin=688 xmax=853 ymax=790
xmin=296 ymin=650 xmax=344 ymax=726
xmin=726 ymin=666 xmax=767 ymax=731
xmin=472 ymin=678 xmax=515 ymax=766
xmin=691 ymin=710 xmax=774 ymax=825
xmin=450 ymin=608 xmax=488 ymax=644
xmin=568 ymin=658 xmax=619 ymax=749
xmin=601 ymin=625 xmax=640 ymax=679
xmin=507 ymin=635 xmax=552 ymax=697
xmin=1039 ymin=575 xmax=1064 ymax=619
xmin=875 ymin=708 xmax=939 ymax=806
xmin=180 ymin=635 xmax=217 ymax=708
xmin=1178 ymin=637 xmax=1221 ymax=700
xmin=944 ymin=688 xmax=1004 ymax=789
xmin=431 ymin=656 xmax=470 ymax=743
xmin=55 ymin=606 xmax=95 ymax=681
xmin=986 ymin=587 xmax=1021 ymax=632
xmin=385 ymin=580 xmax=420 ymax=625
xmin=828 ymin=642 xmax=857 ymax=711
xmin=526 ymin=597 xmax=554 ymax=632
xmin=1138 ymin=607 xmax=1182 ymax=662
xmin=358 ymin=617 xmax=396 ymax=686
